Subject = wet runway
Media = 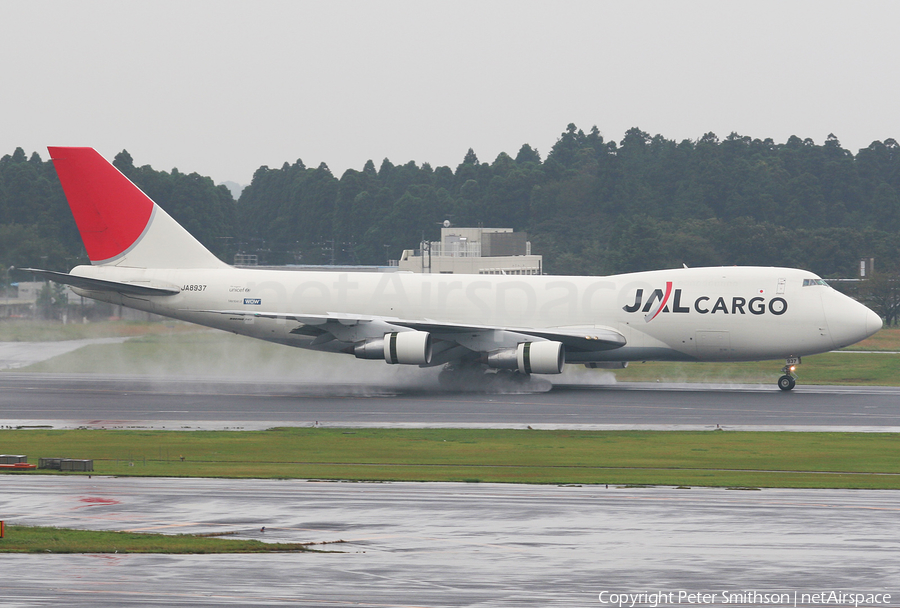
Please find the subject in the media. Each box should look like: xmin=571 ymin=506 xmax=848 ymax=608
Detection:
xmin=1 ymin=476 xmax=898 ymax=607
xmin=3 ymin=374 xmax=900 ymax=606
xmin=1 ymin=372 xmax=899 ymax=431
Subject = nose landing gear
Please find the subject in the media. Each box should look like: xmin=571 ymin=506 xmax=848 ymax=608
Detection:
xmin=778 ymin=357 xmax=800 ymax=391
xmin=777 ymin=373 xmax=796 ymax=391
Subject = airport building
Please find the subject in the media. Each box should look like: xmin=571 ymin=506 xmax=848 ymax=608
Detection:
xmin=0 ymin=281 xmax=41 ymax=318
xmin=397 ymin=226 xmax=542 ymax=275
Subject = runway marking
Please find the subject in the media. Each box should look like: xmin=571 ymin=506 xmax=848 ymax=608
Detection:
xmin=77 ymin=497 xmax=121 ymax=506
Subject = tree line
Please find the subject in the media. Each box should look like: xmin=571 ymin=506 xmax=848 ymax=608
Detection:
xmin=232 ymin=125 xmax=900 ymax=278
xmin=3 ymin=125 xmax=900 ymax=283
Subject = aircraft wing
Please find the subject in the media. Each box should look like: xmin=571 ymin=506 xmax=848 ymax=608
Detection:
xmin=198 ymin=309 xmax=626 ymax=352
xmin=20 ymin=269 xmax=181 ymax=297
xmin=391 ymin=319 xmax=625 ymax=351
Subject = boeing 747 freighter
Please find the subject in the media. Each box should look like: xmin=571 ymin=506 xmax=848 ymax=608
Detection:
xmin=25 ymin=147 xmax=882 ymax=390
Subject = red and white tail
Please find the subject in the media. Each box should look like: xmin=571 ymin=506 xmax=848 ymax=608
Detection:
xmin=48 ymin=147 xmax=227 ymax=269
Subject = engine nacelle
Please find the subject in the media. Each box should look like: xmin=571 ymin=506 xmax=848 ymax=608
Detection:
xmin=354 ymin=331 xmax=433 ymax=365
xmin=486 ymin=341 xmax=565 ymax=375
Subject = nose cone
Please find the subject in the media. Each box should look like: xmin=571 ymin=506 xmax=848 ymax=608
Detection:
xmin=866 ymin=308 xmax=883 ymax=337
xmin=824 ymin=290 xmax=882 ymax=349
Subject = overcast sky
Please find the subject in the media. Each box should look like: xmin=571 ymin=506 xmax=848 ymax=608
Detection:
xmin=4 ymin=1 xmax=899 ymax=186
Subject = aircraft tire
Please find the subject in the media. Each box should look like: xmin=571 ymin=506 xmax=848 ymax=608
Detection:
xmin=438 ymin=365 xmax=537 ymax=392
xmin=438 ymin=364 xmax=487 ymax=391
xmin=777 ymin=375 xmax=796 ymax=391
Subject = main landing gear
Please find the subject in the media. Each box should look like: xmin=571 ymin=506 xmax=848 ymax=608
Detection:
xmin=437 ymin=362 xmax=549 ymax=393
xmin=777 ymin=357 xmax=800 ymax=391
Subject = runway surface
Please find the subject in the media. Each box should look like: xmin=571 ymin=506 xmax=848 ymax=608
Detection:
xmin=3 ymin=373 xmax=899 ymax=606
xmin=1 ymin=372 xmax=899 ymax=431
xmin=1 ymin=476 xmax=898 ymax=607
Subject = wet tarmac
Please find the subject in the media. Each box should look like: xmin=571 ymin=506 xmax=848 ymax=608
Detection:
xmin=2 ymin=373 xmax=900 ymax=432
xmin=1 ymin=476 xmax=898 ymax=607
xmin=2 ymin=369 xmax=899 ymax=606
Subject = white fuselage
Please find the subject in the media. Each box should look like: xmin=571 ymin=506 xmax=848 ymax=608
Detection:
xmin=69 ymin=264 xmax=880 ymax=365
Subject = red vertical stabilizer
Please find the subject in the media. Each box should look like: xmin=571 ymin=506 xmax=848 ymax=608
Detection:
xmin=48 ymin=147 xmax=226 ymax=269
xmin=48 ymin=147 xmax=154 ymax=263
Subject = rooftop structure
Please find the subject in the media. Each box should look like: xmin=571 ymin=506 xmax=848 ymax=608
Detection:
xmin=398 ymin=226 xmax=542 ymax=275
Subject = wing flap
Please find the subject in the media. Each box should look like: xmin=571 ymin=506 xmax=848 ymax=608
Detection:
xmin=519 ymin=327 xmax=626 ymax=351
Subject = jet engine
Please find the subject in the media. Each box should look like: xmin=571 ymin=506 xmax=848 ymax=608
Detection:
xmin=354 ymin=331 xmax=433 ymax=365
xmin=486 ymin=341 xmax=565 ymax=375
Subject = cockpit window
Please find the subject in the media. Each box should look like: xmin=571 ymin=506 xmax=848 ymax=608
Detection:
xmin=802 ymin=278 xmax=828 ymax=287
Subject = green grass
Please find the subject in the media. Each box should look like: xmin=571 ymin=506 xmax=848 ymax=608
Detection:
xmin=841 ymin=327 xmax=900 ymax=351
xmin=610 ymin=350 xmax=900 ymax=385
xmin=15 ymin=329 xmax=327 ymax=377
xmin=19 ymin=331 xmax=283 ymax=376
xmin=0 ymin=525 xmax=315 ymax=554
xmin=0 ymin=319 xmax=199 ymax=342
xmin=3 ymin=427 xmax=900 ymax=489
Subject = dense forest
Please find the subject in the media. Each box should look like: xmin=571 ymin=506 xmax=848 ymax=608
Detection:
xmin=3 ymin=125 xmax=900 ymax=283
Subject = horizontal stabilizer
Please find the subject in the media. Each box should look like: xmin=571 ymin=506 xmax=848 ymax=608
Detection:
xmin=20 ymin=268 xmax=180 ymax=296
